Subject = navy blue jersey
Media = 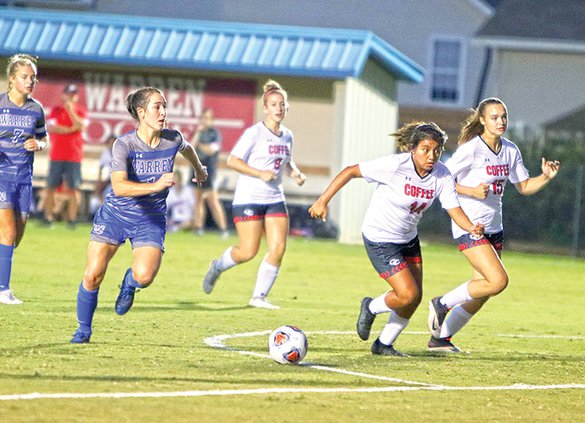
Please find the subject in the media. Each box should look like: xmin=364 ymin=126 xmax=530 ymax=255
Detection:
xmin=102 ymin=129 xmax=188 ymax=222
xmin=0 ymin=93 xmax=47 ymax=184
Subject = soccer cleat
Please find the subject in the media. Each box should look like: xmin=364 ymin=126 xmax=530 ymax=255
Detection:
xmin=220 ymin=230 xmax=230 ymax=240
xmin=70 ymin=329 xmax=91 ymax=344
xmin=371 ymin=338 xmax=409 ymax=357
xmin=356 ymin=297 xmax=376 ymax=341
xmin=0 ymin=289 xmax=23 ymax=305
xmin=248 ymin=297 xmax=280 ymax=310
xmin=202 ymin=260 xmax=222 ymax=294
xmin=428 ymin=296 xmax=450 ymax=338
xmin=428 ymin=336 xmax=461 ymax=353
xmin=115 ymin=278 xmax=137 ymax=316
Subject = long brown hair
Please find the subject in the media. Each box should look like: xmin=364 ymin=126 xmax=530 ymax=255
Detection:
xmin=459 ymin=97 xmax=507 ymax=145
xmin=392 ymin=121 xmax=447 ymax=152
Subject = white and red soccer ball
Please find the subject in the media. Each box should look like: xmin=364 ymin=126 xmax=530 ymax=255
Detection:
xmin=268 ymin=325 xmax=308 ymax=365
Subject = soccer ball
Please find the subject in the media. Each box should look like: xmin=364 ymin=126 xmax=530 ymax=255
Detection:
xmin=268 ymin=325 xmax=308 ymax=365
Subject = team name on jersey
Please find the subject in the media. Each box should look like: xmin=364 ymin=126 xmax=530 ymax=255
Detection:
xmin=268 ymin=145 xmax=290 ymax=155
xmin=486 ymin=164 xmax=509 ymax=176
xmin=133 ymin=157 xmax=173 ymax=174
xmin=0 ymin=113 xmax=35 ymax=128
xmin=404 ymin=183 xmax=435 ymax=199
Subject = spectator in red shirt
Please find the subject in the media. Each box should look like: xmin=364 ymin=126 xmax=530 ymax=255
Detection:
xmin=43 ymin=84 xmax=88 ymax=228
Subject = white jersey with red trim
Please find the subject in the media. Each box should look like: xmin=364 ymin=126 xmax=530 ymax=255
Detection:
xmin=359 ymin=152 xmax=460 ymax=244
xmin=446 ymin=135 xmax=529 ymax=238
xmin=231 ymin=121 xmax=293 ymax=205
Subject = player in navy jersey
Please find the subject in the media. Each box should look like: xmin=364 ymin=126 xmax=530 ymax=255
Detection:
xmin=309 ymin=122 xmax=484 ymax=356
xmin=202 ymin=80 xmax=306 ymax=309
xmin=0 ymin=54 xmax=49 ymax=305
xmin=427 ymin=98 xmax=560 ymax=353
xmin=70 ymin=87 xmax=207 ymax=344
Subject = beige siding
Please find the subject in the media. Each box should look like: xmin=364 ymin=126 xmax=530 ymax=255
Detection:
xmin=485 ymin=50 xmax=585 ymax=127
xmin=330 ymin=71 xmax=399 ymax=244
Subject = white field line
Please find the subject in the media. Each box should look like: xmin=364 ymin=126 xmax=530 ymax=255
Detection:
xmin=2 ymin=384 xmax=585 ymax=401
xmin=2 ymin=330 xmax=584 ymax=402
xmin=496 ymin=333 xmax=585 ymax=340
xmin=204 ymin=330 xmax=442 ymax=388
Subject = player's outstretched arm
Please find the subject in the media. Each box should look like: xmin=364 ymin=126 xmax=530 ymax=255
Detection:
xmin=514 ymin=157 xmax=560 ymax=196
xmin=309 ymin=164 xmax=361 ymax=222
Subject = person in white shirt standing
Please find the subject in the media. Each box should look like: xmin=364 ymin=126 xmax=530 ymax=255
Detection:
xmin=427 ymin=98 xmax=560 ymax=353
xmin=309 ymin=122 xmax=484 ymax=356
xmin=202 ymin=80 xmax=306 ymax=309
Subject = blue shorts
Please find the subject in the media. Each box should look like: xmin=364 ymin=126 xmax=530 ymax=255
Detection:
xmin=456 ymin=231 xmax=504 ymax=252
xmin=47 ymin=161 xmax=82 ymax=189
xmin=363 ymin=235 xmax=422 ymax=279
xmin=90 ymin=204 xmax=166 ymax=251
xmin=0 ymin=180 xmax=32 ymax=214
xmin=232 ymin=202 xmax=288 ymax=223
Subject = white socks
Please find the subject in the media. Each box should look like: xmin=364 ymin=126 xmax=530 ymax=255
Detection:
xmin=439 ymin=304 xmax=473 ymax=339
xmin=369 ymin=292 xmax=393 ymax=314
xmin=252 ymin=260 xmax=279 ymax=299
xmin=440 ymin=281 xmax=472 ymax=309
xmin=378 ymin=311 xmax=409 ymax=346
xmin=217 ymin=247 xmax=237 ymax=272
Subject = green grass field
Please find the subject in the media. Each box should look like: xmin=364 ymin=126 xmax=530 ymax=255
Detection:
xmin=1 ymin=223 xmax=584 ymax=422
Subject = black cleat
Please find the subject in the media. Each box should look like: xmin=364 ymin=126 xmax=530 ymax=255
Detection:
xmin=356 ymin=297 xmax=376 ymax=340
xmin=428 ymin=296 xmax=450 ymax=338
xmin=428 ymin=336 xmax=461 ymax=353
xmin=371 ymin=338 xmax=409 ymax=357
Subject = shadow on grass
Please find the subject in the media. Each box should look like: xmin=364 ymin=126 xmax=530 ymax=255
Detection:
xmin=127 ymin=302 xmax=250 ymax=312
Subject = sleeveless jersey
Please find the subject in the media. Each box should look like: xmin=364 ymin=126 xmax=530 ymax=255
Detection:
xmin=360 ymin=152 xmax=460 ymax=243
xmin=230 ymin=121 xmax=293 ymax=205
xmin=102 ymin=128 xmax=188 ymax=222
xmin=0 ymin=93 xmax=47 ymax=184
xmin=446 ymin=136 xmax=529 ymax=238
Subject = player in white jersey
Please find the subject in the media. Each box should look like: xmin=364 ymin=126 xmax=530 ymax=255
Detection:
xmin=202 ymin=80 xmax=306 ymax=309
xmin=309 ymin=122 xmax=484 ymax=356
xmin=427 ymin=98 xmax=560 ymax=352
xmin=0 ymin=54 xmax=49 ymax=305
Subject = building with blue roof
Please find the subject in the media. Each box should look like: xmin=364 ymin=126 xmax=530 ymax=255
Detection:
xmin=0 ymin=7 xmax=423 ymax=243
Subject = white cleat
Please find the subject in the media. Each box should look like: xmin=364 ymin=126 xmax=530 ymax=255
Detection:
xmin=248 ymin=297 xmax=280 ymax=310
xmin=0 ymin=289 xmax=23 ymax=305
xmin=202 ymin=260 xmax=222 ymax=294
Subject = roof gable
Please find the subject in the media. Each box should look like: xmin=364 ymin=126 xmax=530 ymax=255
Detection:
xmin=0 ymin=8 xmax=423 ymax=82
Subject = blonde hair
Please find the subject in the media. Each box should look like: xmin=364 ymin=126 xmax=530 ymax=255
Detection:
xmin=459 ymin=97 xmax=507 ymax=145
xmin=262 ymin=79 xmax=288 ymax=106
xmin=392 ymin=121 xmax=448 ymax=152
xmin=6 ymin=54 xmax=38 ymax=91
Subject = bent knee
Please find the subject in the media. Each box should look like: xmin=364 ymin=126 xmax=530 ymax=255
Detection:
xmin=132 ymin=270 xmax=155 ymax=287
xmin=489 ymin=273 xmax=509 ymax=295
xmin=83 ymin=272 xmax=105 ymax=291
xmin=233 ymin=246 xmax=259 ymax=263
xmin=395 ymin=286 xmax=420 ymax=308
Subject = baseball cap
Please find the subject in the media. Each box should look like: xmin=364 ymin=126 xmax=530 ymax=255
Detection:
xmin=63 ymin=84 xmax=78 ymax=94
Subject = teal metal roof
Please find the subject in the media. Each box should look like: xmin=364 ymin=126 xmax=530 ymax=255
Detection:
xmin=0 ymin=8 xmax=423 ymax=82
